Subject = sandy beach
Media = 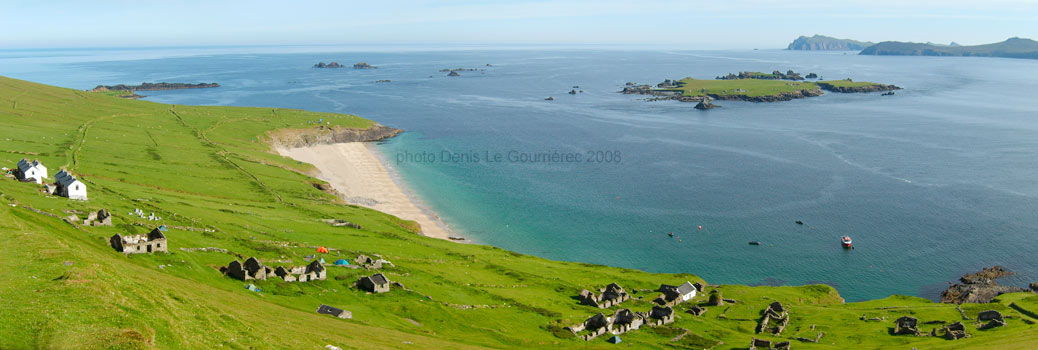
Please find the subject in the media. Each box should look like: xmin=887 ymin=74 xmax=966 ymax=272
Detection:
xmin=277 ymin=143 xmax=452 ymax=240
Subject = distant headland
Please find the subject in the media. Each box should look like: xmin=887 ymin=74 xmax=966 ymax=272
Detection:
xmin=312 ymin=62 xmax=378 ymax=69
xmin=859 ymin=37 xmax=1038 ymax=59
xmin=787 ymin=35 xmax=874 ymax=51
xmin=92 ymin=82 xmax=220 ymax=92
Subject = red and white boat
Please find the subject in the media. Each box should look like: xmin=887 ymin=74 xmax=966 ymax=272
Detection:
xmin=841 ymin=236 xmax=853 ymax=249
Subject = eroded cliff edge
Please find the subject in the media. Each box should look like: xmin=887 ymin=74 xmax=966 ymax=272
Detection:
xmin=268 ymin=124 xmax=402 ymax=148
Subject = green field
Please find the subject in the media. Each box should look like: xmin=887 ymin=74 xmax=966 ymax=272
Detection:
xmin=2 ymin=75 xmax=1038 ymax=349
xmin=658 ymin=77 xmax=819 ymax=98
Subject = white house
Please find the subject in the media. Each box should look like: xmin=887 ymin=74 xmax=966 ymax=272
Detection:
xmin=16 ymin=159 xmax=47 ymax=184
xmin=676 ymin=281 xmax=697 ymax=301
xmin=54 ymin=169 xmax=87 ymax=200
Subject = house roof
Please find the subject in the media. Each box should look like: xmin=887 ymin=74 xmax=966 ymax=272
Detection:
xmin=370 ymin=273 xmax=389 ymax=285
xmin=677 ymin=281 xmax=696 ymax=295
xmin=147 ymin=228 xmax=166 ymax=241
xmin=54 ymin=170 xmax=81 ymax=187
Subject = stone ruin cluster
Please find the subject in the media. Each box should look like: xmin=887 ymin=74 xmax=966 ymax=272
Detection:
xmin=68 ymin=209 xmax=112 ymax=226
xmin=564 ymin=306 xmax=675 ymax=341
xmin=223 ymin=257 xmax=326 ymax=283
xmin=577 ymin=283 xmax=630 ymax=309
xmin=892 ymin=309 xmax=1005 ymax=340
xmin=110 ymin=227 xmax=167 ymax=254
xmin=355 ymin=254 xmax=393 ymax=269
xmin=757 ymin=301 xmax=790 ymax=335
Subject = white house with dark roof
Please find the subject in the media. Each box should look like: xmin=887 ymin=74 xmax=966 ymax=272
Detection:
xmin=16 ymin=159 xmax=47 ymax=184
xmin=54 ymin=169 xmax=87 ymax=200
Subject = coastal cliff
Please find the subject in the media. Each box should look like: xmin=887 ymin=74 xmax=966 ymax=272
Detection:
xmin=268 ymin=123 xmax=402 ymax=148
xmin=92 ymin=82 xmax=220 ymax=91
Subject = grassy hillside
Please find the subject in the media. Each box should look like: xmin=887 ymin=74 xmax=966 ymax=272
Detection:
xmin=2 ymin=75 xmax=1038 ymax=349
xmin=859 ymin=37 xmax=1038 ymax=59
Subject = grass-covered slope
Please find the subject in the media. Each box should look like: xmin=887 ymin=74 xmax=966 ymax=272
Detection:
xmin=2 ymin=76 xmax=1038 ymax=349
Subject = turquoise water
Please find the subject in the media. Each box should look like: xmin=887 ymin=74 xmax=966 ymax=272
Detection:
xmin=4 ymin=47 xmax=1038 ymax=301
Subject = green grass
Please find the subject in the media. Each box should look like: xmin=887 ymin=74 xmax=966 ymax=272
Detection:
xmin=2 ymin=75 xmax=1038 ymax=349
xmin=657 ymin=77 xmax=819 ymax=98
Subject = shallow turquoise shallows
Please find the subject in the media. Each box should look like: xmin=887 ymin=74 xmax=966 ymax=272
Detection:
xmin=5 ymin=46 xmax=1038 ymax=301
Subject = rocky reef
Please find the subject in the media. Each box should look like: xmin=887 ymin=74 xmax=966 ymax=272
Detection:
xmin=92 ymin=82 xmax=220 ymax=92
xmin=939 ymin=266 xmax=1035 ymax=304
xmin=313 ymin=62 xmax=344 ymax=68
xmin=269 ymin=124 xmax=402 ymax=148
xmin=353 ymin=62 xmax=377 ymax=69
xmin=816 ymin=81 xmax=901 ymax=93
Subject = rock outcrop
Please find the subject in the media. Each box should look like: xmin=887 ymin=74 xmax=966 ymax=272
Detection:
xmin=269 ymin=124 xmax=402 ymax=148
xmin=353 ymin=62 xmax=377 ymax=69
xmin=817 ymin=81 xmax=901 ymax=93
xmin=313 ymin=62 xmax=344 ymax=68
xmin=939 ymin=266 xmax=1033 ymax=304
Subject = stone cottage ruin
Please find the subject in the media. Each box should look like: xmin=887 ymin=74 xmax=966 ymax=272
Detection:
xmin=577 ymin=283 xmax=630 ymax=308
xmin=83 ymin=209 xmax=113 ymax=226
xmin=110 ymin=228 xmax=167 ymax=254
xmin=757 ymin=301 xmax=790 ymax=335
xmin=358 ymin=273 xmax=391 ymax=293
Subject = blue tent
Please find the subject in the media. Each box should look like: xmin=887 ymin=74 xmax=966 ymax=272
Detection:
xmin=607 ymin=335 xmax=621 ymax=344
xmin=319 ymin=257 xmax=326 ymax=264
xmin=245 ymin=284 xmax=261 ymax=292
xmin=158 ymin=225 xmax=168 ymax=232
xmin=333 ymin=259 xmax=349 ymax=266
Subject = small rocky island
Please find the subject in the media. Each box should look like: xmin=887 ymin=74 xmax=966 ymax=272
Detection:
xmin=313 ymin=62 xmax=344 ymax=68
xmin=622 ymin=70 xmax=900 ymax=107
xmin=353 ymin=62 xmax=377 ymax=69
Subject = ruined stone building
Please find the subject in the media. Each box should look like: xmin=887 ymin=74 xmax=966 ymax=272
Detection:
xmin=358 ymin=273 xmax=390 ymax=293
xmin=110 ymin=228 xmax=167 ymax=254
xmin=578 ymin=283 xmax=630 ymax=308
xmin=609 ymin=309 xmax=644 ymax=334
xmin=757 ymin=301 xmax=790 ymax=335
xmin=83 ymin=209 xmax=112 ymax=226
xmin=355 ymin=254 xmax=393 ymax=269
xmin=16 ymin=159 xmax=47 ymax=184
xmin=893 ymin=316 xmax=920 ymax=336
xmin=646 ymin=306 xmax=675 ymax=326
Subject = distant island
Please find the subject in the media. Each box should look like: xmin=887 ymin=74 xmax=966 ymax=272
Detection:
xmin=787 ymin=35 xmax=874 ymax=51
xmin=353 ymin=62 xmax=376 ymax=69
xmin=860 ymin=37 xmax=1038 ymax=59
xmin=313 ymin=62 xmax=344 ymax=68
xmin=622 ymin=71 xmax=899 ymax=106
xmin=92 ymin=82 xmax=220 ymax=92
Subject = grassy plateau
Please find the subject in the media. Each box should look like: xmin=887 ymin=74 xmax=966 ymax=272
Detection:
xmin=1 ymin=76 xmax=1037 ymax=349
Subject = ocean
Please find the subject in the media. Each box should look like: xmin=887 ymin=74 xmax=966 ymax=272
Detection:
xmin=4 ymin=46 xmax=1037 ymax=301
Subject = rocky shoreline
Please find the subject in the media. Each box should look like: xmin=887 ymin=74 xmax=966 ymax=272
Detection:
xmin=817 ymin=81 xmax=901 ymax=93
xmin=939 ymin=266 xmax=1037 ymax=304
xmin=268 ymin=124 xmax=402 ymax=149
xmin=92 ymin=82 xmax=220 ymax=92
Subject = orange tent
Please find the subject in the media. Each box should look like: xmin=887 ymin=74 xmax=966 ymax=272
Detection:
xmin=316 ymin=246 xmax=329 ymax=253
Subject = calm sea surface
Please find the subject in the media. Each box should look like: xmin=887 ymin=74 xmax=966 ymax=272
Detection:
xmin=4 ymin=46 xmax=1037 ymax=301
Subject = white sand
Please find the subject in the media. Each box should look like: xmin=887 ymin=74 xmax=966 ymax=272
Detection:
xmin=277 ymin=143 xmax=452 ymax=240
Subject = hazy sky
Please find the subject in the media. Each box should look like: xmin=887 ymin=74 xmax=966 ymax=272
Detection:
xmin=2 ymin=0 xmax=1036 ymax=49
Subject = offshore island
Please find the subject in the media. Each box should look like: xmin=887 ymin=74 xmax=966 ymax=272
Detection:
xmin=622 ymin=71 xmax=900 ymax=107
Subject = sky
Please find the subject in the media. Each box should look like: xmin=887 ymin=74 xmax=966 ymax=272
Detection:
xmin=1 ymin=0 xmax=1036 ymax=49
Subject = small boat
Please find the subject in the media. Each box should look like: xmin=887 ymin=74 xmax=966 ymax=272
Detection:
xmin=668 ymin=232 xmax=674 ymax=237
xmin=749 ymin=241 xmax=762 ymax=245
xmin=795 ymin=220 xmax=804 ymax=225
xmin=841 ymin=236 xmax=853 ymax=249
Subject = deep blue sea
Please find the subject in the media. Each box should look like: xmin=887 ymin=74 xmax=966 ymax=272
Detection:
xmin=4 ymin=45 xmax=1037 ymax=301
